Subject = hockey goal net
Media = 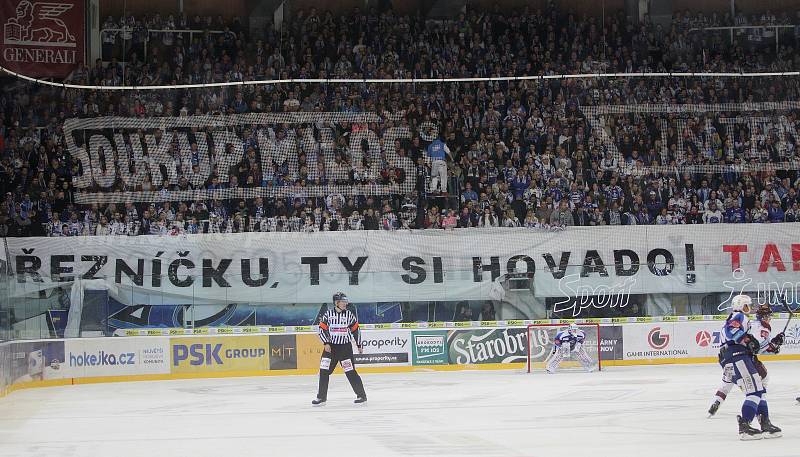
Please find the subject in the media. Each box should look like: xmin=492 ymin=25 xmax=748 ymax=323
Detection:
xmin=526 ymin=323 xmax=602 ymax=373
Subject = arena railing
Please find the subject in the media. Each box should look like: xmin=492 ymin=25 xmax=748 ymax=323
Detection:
xmin=99 ymin=27 xmax=227 ymax=62
xmin=687 ymin=24 xmax=799 ymax=52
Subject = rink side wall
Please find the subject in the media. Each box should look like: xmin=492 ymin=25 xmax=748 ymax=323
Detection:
xmin=2 ymin=317 xmax=799 ymax=398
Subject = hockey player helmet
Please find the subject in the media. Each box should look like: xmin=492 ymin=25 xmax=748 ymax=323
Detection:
xmin=755 ymin=303 xmax=772 ymax=321
xmin=731 ymin=294 xmax=752 ymax=313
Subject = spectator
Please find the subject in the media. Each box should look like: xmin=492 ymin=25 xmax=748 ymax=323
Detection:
xmin=2 ymin=5 xmax=800 ymax=241
xmin=751 ymin=201 xmax=769 ymax=223
xmin=426 ymin=134 xmax=451 ymax=194
xmin=478 ymin=208 xmax=498 ymax=228
xmin=686 ymin=206 xmax=704 ymax=224
xmin=460 ymin=182 xmax=478 ymax=204
xmin=502 ymin=209 xmax=521 ymax=227
xmin=442 ymin=209 xmax=457 ymax=230
xmin=523 ymin=211 xmax=540 ymax=228
xmin=703 ymin=201 xmax=724 ymax=224
xmin=550 ymin=200 xmax=574 ymax=227
xmin=455 ymin=302 xmax=474 ymax=321
xmin=480 ymin=302 xmax=496 ymax=321
xmin=363 ymin=208 xmax=379 ymax=230
xmin=95 ymin=215 xmax=111 ymax=235
xmin=573 ymin=204 xmax=590 ymax=226
xmin=767 ymin=200 xmax=785 ymax=223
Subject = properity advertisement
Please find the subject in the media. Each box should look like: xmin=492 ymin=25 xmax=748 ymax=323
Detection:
xmin=354 ymin=330 xmax=411 ymax=366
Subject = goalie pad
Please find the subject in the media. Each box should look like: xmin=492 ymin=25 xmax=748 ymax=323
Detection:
xmin=575 ymin=346 xmax=594 ymax=370
xmin=545 ymin=346 xmax=565 ymax=373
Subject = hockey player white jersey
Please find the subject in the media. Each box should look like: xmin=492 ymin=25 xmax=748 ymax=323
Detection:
xmin=545 ymin=325 xmax=594 ymax=373
xmin=750 ymin=318 xmax=780 ymax=354
xmin=553 ymin=329 xmax=586 ymax=350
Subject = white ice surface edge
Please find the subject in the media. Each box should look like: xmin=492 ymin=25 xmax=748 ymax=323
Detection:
xmin=1 ymin=362 xmax=799 ymax=457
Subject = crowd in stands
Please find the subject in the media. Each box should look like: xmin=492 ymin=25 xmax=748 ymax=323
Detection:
xmin=1 ymin=4 xmax=800 ymax=237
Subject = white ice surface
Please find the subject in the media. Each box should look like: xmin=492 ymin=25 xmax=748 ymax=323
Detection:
xmin=1 ymin=362 xmax=799 ymax=457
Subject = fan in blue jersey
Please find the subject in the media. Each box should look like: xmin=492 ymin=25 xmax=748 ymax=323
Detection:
xmin=312 ymin=292 xmax=367 ymax=406
xmin=544 ymin=324 xmax=595 ymax=373
xmin=708 ymin=303 xmax=784 ymax=419
xmin=716 ymin=295 xmax=782 ymax=440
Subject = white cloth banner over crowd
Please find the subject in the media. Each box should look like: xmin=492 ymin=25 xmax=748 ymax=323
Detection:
xmin=5 ymin=224 xmax=800 ymax=305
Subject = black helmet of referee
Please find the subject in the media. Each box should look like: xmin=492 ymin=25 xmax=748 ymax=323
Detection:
xmin=333 ymin=292 xmax=349 ymax=303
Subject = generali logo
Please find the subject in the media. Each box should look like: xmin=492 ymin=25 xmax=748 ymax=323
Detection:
xmin=4 ymin=1 xmax=76 ymax=47
xmin=648 ymin=327 xmax=670 ymax=350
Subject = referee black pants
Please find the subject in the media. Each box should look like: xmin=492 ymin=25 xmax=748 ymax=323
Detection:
xmin=316 ymin=343 xmax=366 ymax=400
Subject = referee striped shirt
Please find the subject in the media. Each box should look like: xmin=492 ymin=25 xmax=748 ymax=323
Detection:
xmin=318 ymin=308 xmax=362 ymax=346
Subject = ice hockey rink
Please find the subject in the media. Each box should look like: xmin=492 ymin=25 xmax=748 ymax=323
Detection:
xmin=1 ymin=362 xmax=799 ymax=457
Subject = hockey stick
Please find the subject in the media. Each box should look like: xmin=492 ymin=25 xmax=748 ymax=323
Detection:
xmin=780 ymin=293 xmax=794 ymax=334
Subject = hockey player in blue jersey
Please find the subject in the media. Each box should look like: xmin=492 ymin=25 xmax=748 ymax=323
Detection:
xmin=544 ymin=324 xmax=595 ymax=373
xmin=718 ymin=295 xmax=782 ymax=440
xmin=708 ymin=303 xmax=784 ymax=418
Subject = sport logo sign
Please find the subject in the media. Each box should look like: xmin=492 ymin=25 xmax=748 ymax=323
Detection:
xmin=648 ymin=327 xmax=670 ymax=350
xmin=1 ymin=0 xmax=84 ymax=77
xmin=695 ymin=330 xmax=723 ymax=349
xmin=553 ymin=273 xmax=635 ymax=317
xmin=695 ymin=331 xmax=712 ymax=347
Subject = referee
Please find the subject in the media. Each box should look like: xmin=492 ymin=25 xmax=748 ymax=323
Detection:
xmin=312 ymin=292 xmax=367 ymax=405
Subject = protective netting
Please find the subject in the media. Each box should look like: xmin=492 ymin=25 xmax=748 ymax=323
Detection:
xmin=3 ymin=73 xmax=799 ymax=236
xmin=66 ymin=110 xmax=417 ymax=204
xmin=585 ymin=101 xmax=800 ymax=175
xmin=58 ymin=76 xmax=800 ymax=205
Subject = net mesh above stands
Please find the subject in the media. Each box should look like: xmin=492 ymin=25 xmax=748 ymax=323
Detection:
xmin=5 ymin=71 xmax=800 ymax=235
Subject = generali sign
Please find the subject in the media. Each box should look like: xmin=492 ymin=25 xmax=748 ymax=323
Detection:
xmin=1 ymin=0 xmax=84 ymax=78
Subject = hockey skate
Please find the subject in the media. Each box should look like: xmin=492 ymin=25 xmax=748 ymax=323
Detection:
xmin=707 ymin=400 xmax=720 ymax=418
xmin=354 ymin=396 xmax=367 ymax=404
xmin=311 ymin=398 xmax=326 ymax=406
xmin=737 ymin=415 xmax=763 ymax=440
xmin=758 ymin=415 xmax=782 ymax=438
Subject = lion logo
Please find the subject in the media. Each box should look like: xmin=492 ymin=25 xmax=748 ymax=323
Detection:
xmin=4 ymin=1 xmax=76 ymax=46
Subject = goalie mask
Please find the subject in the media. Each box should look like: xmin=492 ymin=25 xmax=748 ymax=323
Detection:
xmin=731 ymin=294 xmax=752 ymax=314
xmin=567 ymin=323 xmax=579 ymax=334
